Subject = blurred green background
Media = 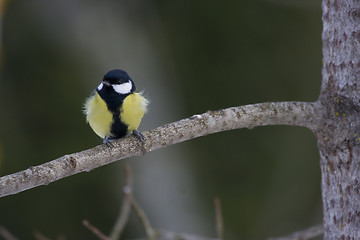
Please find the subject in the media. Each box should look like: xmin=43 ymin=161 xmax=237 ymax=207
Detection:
xmin=0 ymin=0 xmax=323 ymax=239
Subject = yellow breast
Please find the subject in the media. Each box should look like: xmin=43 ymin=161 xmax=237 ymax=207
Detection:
xmin=84 ymin=92 xmax=113 ymax=139
xmin=120 ymin=92 xmax=148 ymax=132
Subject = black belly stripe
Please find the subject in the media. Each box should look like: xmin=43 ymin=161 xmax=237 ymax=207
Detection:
xmin=111 ymin=110 xmax=128 ymax=139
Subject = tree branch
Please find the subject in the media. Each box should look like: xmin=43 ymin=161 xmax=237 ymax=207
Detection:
xmin=82 ymin=220 xmax=109 ymax=240
xmin=0 ymin=101 xmax=320 ymax=198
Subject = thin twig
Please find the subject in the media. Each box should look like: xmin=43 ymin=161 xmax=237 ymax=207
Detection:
xmin=109 ymin=163 xmax=133 ymax=240
xmin=82 ymin=220 xmax=109 ymax=240
xmin=0 ymin=102 xmax=320 ymax=198
xmin=125 ymin=189 xmax=156 ymax=239
xmin=267 ymin=224 xmax=323 ymax=240
xmin=0 ymin=225 xmax=18 ymax=240
xmin=214 ymin=197 xmax=224 ymax=240
xmin=33 ymin=231 xmax=51 ymax=240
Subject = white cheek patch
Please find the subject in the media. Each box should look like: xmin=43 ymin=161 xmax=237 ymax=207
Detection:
xmin=97 ymin=82 xmax=104 ymax=91
xmin=112 ymin=81 xmax=132 ymax=94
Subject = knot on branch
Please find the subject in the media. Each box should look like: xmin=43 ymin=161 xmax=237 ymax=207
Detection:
xmin=64 ymin=155 xmax=77 ymax=170
xmin=316 ymin=94 xmax=360 ymax=149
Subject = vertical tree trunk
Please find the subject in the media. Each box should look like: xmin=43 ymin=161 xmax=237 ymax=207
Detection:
xmin=319 ymin=0 xmax=360 ymax=239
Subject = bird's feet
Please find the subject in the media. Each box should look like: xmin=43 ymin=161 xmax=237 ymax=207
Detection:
xmin=103 ymin=136 xmax=115 ymax=147
xmin=103 ymin=131 xmax=144 ymax=147
xmin=132 ymin=130 xmax=145 ymax=142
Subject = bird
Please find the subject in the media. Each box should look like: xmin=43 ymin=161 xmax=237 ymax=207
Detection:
xmin=84 ymin=69 xmax=149 ymax=146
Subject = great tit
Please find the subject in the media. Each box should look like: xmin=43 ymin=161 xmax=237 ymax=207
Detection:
xmin=84 ymin=69 xmax=149 ymax=146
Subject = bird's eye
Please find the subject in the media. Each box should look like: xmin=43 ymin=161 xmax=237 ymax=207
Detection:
xmin=102 ymin=80 xmax=112 ymax=86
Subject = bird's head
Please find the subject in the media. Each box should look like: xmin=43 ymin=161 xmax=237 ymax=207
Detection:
xmin=97 ymin=69 xmax=136 ymax=95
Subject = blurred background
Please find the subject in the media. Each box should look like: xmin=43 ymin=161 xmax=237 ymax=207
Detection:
xmin=0 ymin=0 xmax=322 ymax=239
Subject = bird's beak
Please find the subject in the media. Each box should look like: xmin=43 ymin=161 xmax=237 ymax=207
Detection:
xmin=102 ymin=80 xmax=111 ymax=86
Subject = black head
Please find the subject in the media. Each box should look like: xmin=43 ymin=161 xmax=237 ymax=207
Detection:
xmin=103 ymin=70 xmax=130 ymax=84
xmin=99 ymin=69 xmax=136 ymax=94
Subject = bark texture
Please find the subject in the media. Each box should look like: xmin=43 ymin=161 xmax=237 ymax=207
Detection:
xmin=319 ymin=0 xmax=360 ymax=239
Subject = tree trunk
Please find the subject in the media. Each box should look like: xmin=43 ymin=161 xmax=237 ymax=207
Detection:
xmin=319 ymin=0 xmax=360 ymax=239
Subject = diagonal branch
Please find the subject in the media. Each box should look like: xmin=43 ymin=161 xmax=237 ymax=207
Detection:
xmin=82 ymin=220 xmax=109 ymax=240
xmin=0 ymin=101 xmax=320 ymax=198
xmin=0 ymin=225 xmax=18 ymax=240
